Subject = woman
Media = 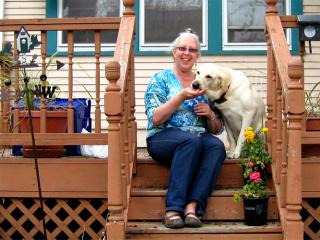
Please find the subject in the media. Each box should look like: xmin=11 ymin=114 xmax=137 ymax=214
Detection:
xmin=144 ymin=29 xmax=226 ymax=228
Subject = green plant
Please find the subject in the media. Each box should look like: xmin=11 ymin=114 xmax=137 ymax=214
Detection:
xmin=240 ymin=127 xmax=272 ymax=171
xmin=0 ymin=42 xmax=15 ymax=82
xmin=0 ymin=42 xmax=62 ymax=110
xmin=233 ymin=127 xmax=272 ymax=201
xmin=19 ymin=52 xmax=62 ymax=110
xmin=305 ymin=81 xmax=320 ymax=118
xmin=233 ymin=181 xmax=268 ymax=201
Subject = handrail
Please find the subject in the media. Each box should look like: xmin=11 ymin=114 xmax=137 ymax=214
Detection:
xmin=0 ymin=17 xmax=121 ymax=31
xmin=105 ymin=1 xmax=136 ymax=239
xmin=265 ymin=1 xmax=304 ymax=239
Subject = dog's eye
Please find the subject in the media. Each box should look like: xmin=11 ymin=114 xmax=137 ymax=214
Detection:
xmin=197 ymin=71 xmax=200 ymax=75
xmin=205 ymin=75 xmax=212 ymax=79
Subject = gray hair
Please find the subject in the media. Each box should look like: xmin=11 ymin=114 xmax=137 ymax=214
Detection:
xmin=171 ymin=28 xmax=201 ymax=54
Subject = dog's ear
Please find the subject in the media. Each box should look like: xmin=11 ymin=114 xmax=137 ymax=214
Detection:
xmin=218 ymin=67 xmax=231 ymax=92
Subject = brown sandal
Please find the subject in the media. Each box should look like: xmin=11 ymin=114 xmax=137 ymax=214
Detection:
xmin=163 ymin=212 xmax=184 ymax=229
xmin=184 ymin=212 xmax=202 ymax=227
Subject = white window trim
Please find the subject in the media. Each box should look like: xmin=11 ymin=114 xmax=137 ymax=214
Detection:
xmin=222 ymin=0 xmax=292 ymax=51
xmin=57 ymin=0 xmax=123 ymax=52
xmin=139 ymin=0 xmax=208 ymax=52
xmin=0 ymin=0 xmax=4 ymax=46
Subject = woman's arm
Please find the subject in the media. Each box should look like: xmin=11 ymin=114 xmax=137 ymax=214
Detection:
xmin=194 ymin=103 xmax=223 ymax=134
xmin=153 ymin=87 xmax=206 ymax=126
xmin=205 ymin=111 xmax=223 ymax=134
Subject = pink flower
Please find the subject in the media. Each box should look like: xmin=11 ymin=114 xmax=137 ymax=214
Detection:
xmin=248 ymin=162 xmax=254 ymax=167
xmin=249 ymin=171 xmax=261 ymax=183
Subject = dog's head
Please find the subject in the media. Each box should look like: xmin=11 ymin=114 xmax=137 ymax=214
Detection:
xmin=192 ymin=63 xmax=231 ymax=99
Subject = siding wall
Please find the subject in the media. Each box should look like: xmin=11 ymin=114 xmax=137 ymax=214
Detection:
xmin=2 ymin=0 xmax=319 ymax=147
xmin=303 ymin=0 xmax=320 ymax=95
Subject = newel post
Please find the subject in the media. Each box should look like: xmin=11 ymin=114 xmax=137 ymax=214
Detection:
xmin=122 ymin=0 xmax=135 ymax=15
xmin=105 ymin=61 xmax=125 ymax=240
xmin=265 ymin=0 xmax=278 ymax=16
xmin=285 ymin=57 xmax=304 ymax=240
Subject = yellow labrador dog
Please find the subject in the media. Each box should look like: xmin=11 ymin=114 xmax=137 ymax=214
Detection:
xmin=192 ymin=63 xmax=265 ymax=159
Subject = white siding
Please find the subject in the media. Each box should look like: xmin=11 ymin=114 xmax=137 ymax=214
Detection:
xmin=4 ymin=0 xmax=45 ymax=18
xmin=303 ymin=1 xmax=320 ymax=97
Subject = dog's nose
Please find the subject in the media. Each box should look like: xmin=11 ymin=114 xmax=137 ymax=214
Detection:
xmin=192 ymin=81 xmax=200 ymax=90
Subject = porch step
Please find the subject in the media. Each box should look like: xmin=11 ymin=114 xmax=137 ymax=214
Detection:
xmin=128 ymin=188 xmax=278 ymax=221
xmin=133 ymin=148 xmax=272 ymax=189
xmin=126 ymin=221 xmax=282 ymax=240
xmin=129 ymin=149 xmax=280 ymax=239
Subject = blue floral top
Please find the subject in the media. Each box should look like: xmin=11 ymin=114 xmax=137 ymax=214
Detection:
xmin=144 ymin=69 xmax=222 ymax=138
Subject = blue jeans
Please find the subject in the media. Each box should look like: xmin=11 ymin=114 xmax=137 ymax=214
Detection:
xmin=146 ymin=128 xmax=226 ymax=216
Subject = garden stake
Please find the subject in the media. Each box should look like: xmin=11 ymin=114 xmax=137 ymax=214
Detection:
xmin=23 ymin=76 xmax=48 ymax=239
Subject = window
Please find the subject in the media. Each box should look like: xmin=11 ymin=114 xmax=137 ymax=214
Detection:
xmin=0 ymin=1 xmax=3 ymax=44
xmin=139 ymin=0 xmax=208 ymax=52
xmin=56 ymin=0 xmax=123 ymax=52
xmin=47 ymin=0 xmax=301 ymax=54
xmin=222 ymin=0 xmax=288 ymax=51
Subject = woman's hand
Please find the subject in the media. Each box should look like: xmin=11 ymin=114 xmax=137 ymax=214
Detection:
xmin=194 ymin=103 xmax=214 ymax=119
xmin=179 ymin=87 xmax=206 ymax=101
xmin=194 ymin=103 xmax=222 ymax=134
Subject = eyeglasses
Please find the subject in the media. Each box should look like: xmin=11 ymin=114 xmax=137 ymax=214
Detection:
xmin=176 ymin=46 xmax=199 ymax=53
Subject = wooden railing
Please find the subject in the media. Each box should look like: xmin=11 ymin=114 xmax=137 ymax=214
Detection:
xmin=0 ymin=1 xmax=136 ymax=239
xmin=265 ymin=0 xmax=304 ymax=239
xmin=105 ymin=6 xmax=137 ymax=240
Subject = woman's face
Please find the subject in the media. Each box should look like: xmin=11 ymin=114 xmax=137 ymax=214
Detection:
xmin=173 ymin=35 xmax=199 ymax=73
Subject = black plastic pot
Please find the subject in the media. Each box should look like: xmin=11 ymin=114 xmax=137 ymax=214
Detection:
xmin=243 ymin=197 xmax=268 ymax=226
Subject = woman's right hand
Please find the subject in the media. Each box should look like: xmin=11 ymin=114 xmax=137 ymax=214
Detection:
xmin=179 ymin=87 xmax=206 ymax=100
xmin=153 ymin=88 xmax=206 ymax=126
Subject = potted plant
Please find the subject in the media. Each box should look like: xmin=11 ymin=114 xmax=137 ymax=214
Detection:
xmin=1 ymin=39 xmax=91 ymax=158
xmin=0 ymin=40 xmax=68 ymax=157
xmin=233 ymin=181 xmax=269 ymax=226
xmin=233 ymin=127 xmax=272 ymax=226
xmin=238 ymin=127 xmax=272 ymax=179
xmin=305 ymin=81 xmax=320 ymax=131
xmin=303 ymin=81 xmax=320 ymax=157
xmin=16 ymin=57 xmax=68 ymax=158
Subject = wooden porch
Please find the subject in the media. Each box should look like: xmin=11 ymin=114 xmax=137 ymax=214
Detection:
xmin=0 ymin=0 xmax=319 ymax=239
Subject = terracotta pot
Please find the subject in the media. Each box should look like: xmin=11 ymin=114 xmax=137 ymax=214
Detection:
xmin=243 ymin=197 xmax=268 ymax=226
xmin=306 ymin=117 xmax=320 ymax=131
xmin=302 ymin=118 xmax=320 ymax=157
xmin=302 ymin=144 xmax=320 ymax=158
xmin=19 ymin=110 xmax=68 ymax=158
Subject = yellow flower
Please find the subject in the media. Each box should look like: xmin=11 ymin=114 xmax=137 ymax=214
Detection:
xmin=244 ymin=128 xmax=255 ymax=142
xmin=262 ymin=127 xmax=269 ymax=135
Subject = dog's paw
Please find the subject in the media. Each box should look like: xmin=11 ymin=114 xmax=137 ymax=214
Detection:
xmin=227 ymin=151 xmax=241 ymax=159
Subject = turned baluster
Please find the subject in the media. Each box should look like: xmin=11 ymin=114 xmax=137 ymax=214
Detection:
xmin=40 ymin=31 xmax=47 ymax=133
xmin=95 ymin=30 xmax=102 ymax=133
xmin=128 ymin=50 xmax=137 ymax=173
xmin=67 ymin=31 xmax=74 ymax=133
xmin=280 ymin=103 xmax=288 ymax=208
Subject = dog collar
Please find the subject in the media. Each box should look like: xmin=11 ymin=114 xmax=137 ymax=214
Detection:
xmin=213 ymin=92 xmax=227 ymax=104
xmin=213 ymin=85 xmax=230 ymax=104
